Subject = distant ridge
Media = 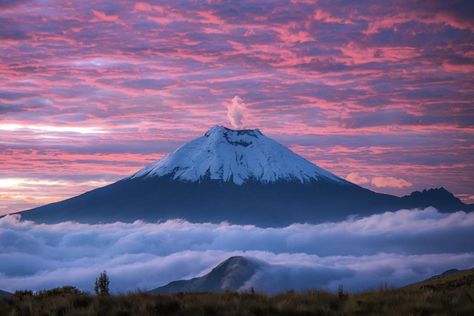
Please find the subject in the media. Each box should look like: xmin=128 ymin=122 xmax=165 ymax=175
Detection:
xmin=151 ymin=256 xmax=261 ymax=293
xmin=406 ymin=267 xmax=474 ymax=290
xmin=400 ymin=188 xmax=469 ymax=211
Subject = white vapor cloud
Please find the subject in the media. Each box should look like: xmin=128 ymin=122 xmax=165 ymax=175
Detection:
xmin=0 ymin=208 xmax=473 ymax=293
xmin=227 ymin=96 xmax=247 ymax=129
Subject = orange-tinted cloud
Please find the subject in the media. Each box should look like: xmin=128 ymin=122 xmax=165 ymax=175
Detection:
xmin=371 ymin=176 xmax=413 ymax=189
xmin=346 ymin=172 xmax=370 ymax=185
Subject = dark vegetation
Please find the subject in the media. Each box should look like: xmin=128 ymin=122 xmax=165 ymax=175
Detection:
xmin=94 ymin=271 xmax=110 ymax=296
xmin=1 ymin=269 xmax=473 ymax=316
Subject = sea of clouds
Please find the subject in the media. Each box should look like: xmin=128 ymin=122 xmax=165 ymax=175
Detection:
xmin=1 ymin=207 xmax=473 ymax=293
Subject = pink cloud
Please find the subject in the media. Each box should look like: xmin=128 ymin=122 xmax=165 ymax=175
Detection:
xmin=91 ymin=10 xmax=121 ymax=23
xmin=278 ymin=29 xmax=314 ymax=43
xmin=371 ymin=176 xmax=412 ymax=189
xmin=432 ymin=11 xmax=474 ymax=32
xmin=0 ymin=0 xmax=472 ymax=213
xmin=313 ymin=9 xmax=351 ymax=24
xmin=346 ymin=172 xmax=370 ymax=185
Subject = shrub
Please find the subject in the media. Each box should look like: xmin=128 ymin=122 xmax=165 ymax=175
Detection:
xmin=95 ymin=270 xmax=110 ymax=296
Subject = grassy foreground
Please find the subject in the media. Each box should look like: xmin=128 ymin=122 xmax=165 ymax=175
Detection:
xmin=1 ymin=269 xmax=473 ymax=316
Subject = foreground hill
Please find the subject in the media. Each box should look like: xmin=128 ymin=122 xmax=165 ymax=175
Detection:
xmin=1 ymin=268 xmax=473 ymax=316
xmin=153 ymin=256 xmax=474 ymax=295
xmin=152 ymin=256 xmax=261 ymax=293
xmin=17 ymin=126 xmax=473 ymax=226
xmin=152 ymin=256 xmax=350 ymax=294
xmin=0 ymin=290 xmax=11 ymax=298
xmin=406 ymin=267 xmax=474 ymax=291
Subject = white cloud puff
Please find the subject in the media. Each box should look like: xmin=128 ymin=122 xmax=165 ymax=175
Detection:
xmin=0 ymin=208 xmax=473 ymax=293
xmin=227 ymin=96 xmax=247 ymax=129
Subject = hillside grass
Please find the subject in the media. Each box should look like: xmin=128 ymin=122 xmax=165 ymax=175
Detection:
xmin=1 ymin=269 xmax=473 ymax=316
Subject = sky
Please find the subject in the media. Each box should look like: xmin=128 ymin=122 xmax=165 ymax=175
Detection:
xmin=0 ymin=0 xmax=473 ymax=214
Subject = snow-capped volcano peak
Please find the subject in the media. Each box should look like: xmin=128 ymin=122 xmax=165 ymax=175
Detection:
xmin=131 ymin=125 xmax=343 ymax=185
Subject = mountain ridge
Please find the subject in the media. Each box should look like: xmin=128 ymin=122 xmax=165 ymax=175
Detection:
xmin=151 ymin=256 xmax=262 ymax=293
xmin=14 ymin=126 xmax=473 ymax=225
xmin=131 ymin=125 xmax=345 ymax=185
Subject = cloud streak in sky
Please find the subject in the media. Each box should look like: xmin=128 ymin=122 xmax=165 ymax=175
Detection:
xmin=0 ymin=208 xmax=473 ymax=293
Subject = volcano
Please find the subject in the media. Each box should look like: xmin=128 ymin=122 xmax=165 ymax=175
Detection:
xmin=17 ymin=126 xmax=472 ymax=225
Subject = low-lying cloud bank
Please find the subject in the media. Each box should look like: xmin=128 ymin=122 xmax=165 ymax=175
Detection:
xmin=0 ymin=208 xmax=473 ymax=293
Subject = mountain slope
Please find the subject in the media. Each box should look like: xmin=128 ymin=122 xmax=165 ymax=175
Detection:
xmin=152 ymin=256 xmax=261 ymax=293
xmin=131 ymin=126 xmax=344 ymax=185
xmin=400 ymin=187 xmax=470 ymax=211
xmin=406 ymin=267 xmax=474 ymax=291
xmin=0 ymin=290 xmax=11 ymax=298
xmin=151 ymin=255 xmax=353 ymax=294
xmin=16 ymin=126 xmax=472 ymax=225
